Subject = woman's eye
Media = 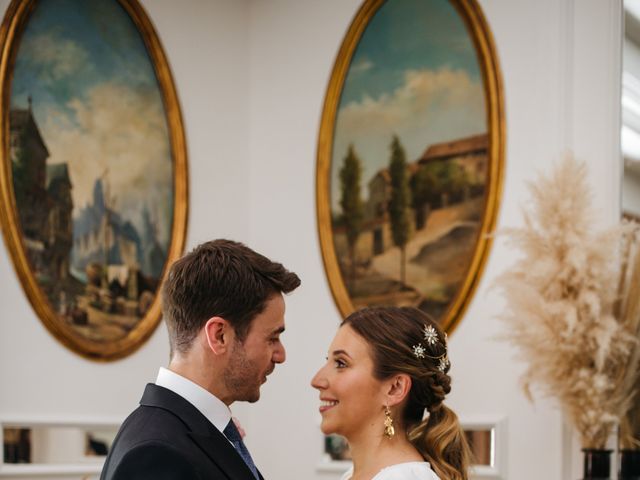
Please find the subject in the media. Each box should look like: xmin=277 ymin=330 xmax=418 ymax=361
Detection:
xmin=335 ymin=359 xmax=347 ymax=369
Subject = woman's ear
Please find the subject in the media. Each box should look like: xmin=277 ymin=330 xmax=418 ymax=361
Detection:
xmin=385 ymin=374 xmax=412 ymax=408
xmin=203 ymin=317 xmax=231 ymax=355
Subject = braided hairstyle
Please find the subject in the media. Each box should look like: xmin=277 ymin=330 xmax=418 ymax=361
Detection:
xmin=342 ymin=306 xmax=470 ymax=480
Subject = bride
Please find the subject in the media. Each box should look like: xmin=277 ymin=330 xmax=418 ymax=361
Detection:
xmin=311 ymin=306 xmax=470 ymax=480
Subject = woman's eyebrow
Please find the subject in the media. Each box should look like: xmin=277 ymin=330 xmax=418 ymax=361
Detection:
xmin=331 ymin=349 xmax=352 ymax=359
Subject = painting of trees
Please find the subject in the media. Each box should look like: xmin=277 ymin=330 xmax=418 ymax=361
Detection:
xmin=318 ymin=0 xmax=504 ymax=332
xmin=411 ymin=161 xmax=471 ymax=228
xmin=388 ymin=135 xmax=412 ymax=285
xmin=410 ymin=165 xmax=437 ymax=230
xmin=339 ymin=144 xmax=364 ymax=289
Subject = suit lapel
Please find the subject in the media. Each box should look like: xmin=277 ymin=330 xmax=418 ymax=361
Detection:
xmin=140 ymin=384 xmax=260 ymax=480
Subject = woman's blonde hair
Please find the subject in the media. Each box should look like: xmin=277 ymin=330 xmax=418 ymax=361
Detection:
xmin=342 ymin=306 xmax=471 ymax=480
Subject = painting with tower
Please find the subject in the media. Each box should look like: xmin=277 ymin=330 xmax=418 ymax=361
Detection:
xmin=5 ymin=0 xmax=177 ymax=344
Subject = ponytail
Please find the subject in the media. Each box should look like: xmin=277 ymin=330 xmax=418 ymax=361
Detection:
xmin=409 ymin=404 xmax=471 ymax=480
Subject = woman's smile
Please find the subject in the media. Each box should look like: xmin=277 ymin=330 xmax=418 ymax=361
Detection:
xmin=319 ymin=398 xmax=339 ymax=413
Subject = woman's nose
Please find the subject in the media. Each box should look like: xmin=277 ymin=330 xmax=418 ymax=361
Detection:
xmin=311 ymin=365 xmax=328 ymax=390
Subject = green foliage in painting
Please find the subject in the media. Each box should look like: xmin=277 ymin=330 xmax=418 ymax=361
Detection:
xmin=410 ymin=164 xmax=436 ymax=230
xmin=339 ymin=144 xmax=364 ymax=289
xmin=411 ymin=160 xmax=471 ymax=219
xmin=388 ymin=135 xmax=412 ymax=285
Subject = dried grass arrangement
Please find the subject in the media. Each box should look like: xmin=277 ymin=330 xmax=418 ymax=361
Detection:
xmin=496 ymin=156 xmax=640 ymax=449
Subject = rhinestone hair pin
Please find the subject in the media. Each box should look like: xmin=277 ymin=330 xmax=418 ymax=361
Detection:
xmin=412 ymin=344 xmax=426 ymax=359
xmin=412 ymin=324 xmax=450 ymax=372
xmin=423 ymin=325 xmax=438 ymax=345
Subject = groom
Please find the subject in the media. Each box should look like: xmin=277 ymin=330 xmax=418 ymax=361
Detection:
xmin=100 ymin=239 xmax=301 ymax=480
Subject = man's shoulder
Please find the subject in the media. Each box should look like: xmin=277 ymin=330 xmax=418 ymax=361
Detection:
xmin=101 ymin=384 xmax=237 ymax=480
xmin=117 ymin=401 xmax=191 ymax=443
xmin=101 ymin=405 xmax=201 ymax=480
xmin=103 ymin=441 xmax=200 ymax=480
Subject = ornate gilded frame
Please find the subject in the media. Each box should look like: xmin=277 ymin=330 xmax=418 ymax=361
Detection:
xmin=316 ymin=0 xmax=504 ymax=333
xmin=0 ymin=0 xmax=188 ymax=361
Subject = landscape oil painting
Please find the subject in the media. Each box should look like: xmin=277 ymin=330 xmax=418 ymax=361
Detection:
xmin=0 ymin=0 xmax=187 ymax=360
xmin=317 ymin=0 xmax=503 ymax=332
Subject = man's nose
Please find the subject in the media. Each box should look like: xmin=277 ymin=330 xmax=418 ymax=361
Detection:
xmin=273 ymin=343 xmax=286 ymax=364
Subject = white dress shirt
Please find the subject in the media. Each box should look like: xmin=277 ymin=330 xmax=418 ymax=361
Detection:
xmin=155 ymin=367 xmax=231 ymax=434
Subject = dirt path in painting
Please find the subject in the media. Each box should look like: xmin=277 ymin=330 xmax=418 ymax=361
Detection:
xmin=369 ymin=200 xmax=482 ymax=300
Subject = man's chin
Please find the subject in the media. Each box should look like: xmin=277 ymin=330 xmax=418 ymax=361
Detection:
xmin=238 ymin=388 xmax=260 ymax=403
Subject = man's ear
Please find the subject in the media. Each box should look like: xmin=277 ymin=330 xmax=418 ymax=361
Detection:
xmin=385 ymin=374 xmax=412 ymax=408
xmin=203 ymin=317 xmax=231 ymax=355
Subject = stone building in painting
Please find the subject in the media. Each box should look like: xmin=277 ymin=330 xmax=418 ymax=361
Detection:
xmin=417 ymin=133 xmax=489 ymax=185
xmin=45 ymin=163 xmax=73 ymax=281
xmin=347 ymin=133 xmax=489 ymax=260
xmin=9 ymin=100 xmax=49 ymax=245
xmin=9 ymin=100 xmax=73 ymax=284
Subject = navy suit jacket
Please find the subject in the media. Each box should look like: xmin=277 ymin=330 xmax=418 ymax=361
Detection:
xmin=100 ymin=384 xmax=263 ymax=480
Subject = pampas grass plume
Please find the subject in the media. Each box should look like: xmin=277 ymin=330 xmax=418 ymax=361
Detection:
xmin=496 ymin=155 xmax=640 ymax=448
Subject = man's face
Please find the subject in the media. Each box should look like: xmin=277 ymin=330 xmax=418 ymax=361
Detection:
xmin=223 ymin=294 xmax=286 ymax=403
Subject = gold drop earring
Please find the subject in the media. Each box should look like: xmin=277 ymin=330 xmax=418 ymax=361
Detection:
xmin=383 ymin=405 xmax=395 ymax=438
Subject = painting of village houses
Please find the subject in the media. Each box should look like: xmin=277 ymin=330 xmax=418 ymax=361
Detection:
xmin=323 ymin=0 xmax=501 ymax=326
xmin=4 ymin=0 xmax=179 ymax=348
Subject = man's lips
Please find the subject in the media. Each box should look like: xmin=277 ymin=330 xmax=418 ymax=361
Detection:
xmin=262 ymin=366 xmax=276 ymax=383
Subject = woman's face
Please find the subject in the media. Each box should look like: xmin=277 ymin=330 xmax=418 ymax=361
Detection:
xmin=311 ymin=324 xmax=387 ymax=439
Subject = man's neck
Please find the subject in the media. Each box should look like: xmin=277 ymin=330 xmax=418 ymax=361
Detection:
xmin=168 ymin=354 xmax=233 ymax=405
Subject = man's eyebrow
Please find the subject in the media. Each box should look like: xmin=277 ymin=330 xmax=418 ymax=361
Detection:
xmin=269 ymin=326 xmax=285 ymax=336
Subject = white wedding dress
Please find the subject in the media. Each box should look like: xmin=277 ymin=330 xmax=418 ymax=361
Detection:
xmin=340 ymin=461 xmax=441 ymax=480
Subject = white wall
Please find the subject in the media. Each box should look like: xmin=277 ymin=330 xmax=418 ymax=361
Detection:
xmin=0 ymin=1 xmax=622 ymax=480
xmin=244 ymin=1 xmax=622 ymax=480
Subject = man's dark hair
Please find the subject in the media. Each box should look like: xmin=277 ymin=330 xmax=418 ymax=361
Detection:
xmin=162 ymin=239 xmax=301 ymax=355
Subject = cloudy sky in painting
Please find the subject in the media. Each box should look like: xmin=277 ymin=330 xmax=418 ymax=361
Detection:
xmin=331 ymin=0 xmax=487 ymax=211
xmin=11 ymin=0 xmax=172 ymax=247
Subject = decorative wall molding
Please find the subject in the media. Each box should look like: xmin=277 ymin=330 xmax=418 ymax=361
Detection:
xmin=0 ymin=415 xmax=122 ymax=478
xmin=464 ymin=415 xmax=507 ymax=479
xmin=561 ymin=1 xmax=623 ymax=479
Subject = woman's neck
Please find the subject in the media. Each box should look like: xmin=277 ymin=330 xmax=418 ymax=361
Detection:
xmin=347 ymin=427 xmax=423 ymax=480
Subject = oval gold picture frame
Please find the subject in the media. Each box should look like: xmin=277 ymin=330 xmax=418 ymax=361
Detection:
xmin=0 ymin=0 xmax=188 ymax=361
xmin=317 ymin=0 xmax=504 ymax=333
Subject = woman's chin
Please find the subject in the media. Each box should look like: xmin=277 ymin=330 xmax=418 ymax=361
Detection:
xmin=320 ymin=421 xmax=336 ymax=435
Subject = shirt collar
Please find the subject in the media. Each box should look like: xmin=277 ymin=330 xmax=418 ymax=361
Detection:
xmin=155 ymin=367 xmax=231 ymax=433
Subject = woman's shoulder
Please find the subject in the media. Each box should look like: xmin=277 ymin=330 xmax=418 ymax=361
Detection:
xmin=340 ymin=462 xmax=440 ymax=480
xmin=373 ymin=461 xmax=440 ymax=480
